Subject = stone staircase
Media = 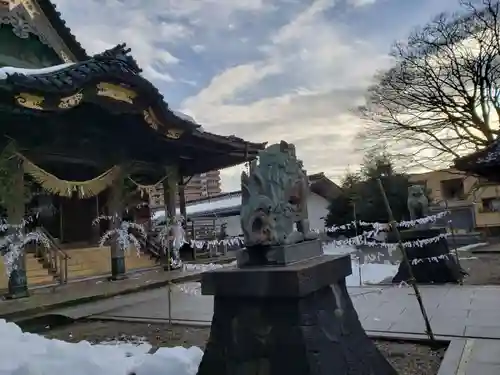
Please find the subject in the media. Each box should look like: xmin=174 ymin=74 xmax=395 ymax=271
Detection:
xmin=0 ymin=246 xmax=159 ymax=290
xmin=63 ymin=246 xmax=159 ymax=280
xmin=0 ymin=253 xmax=56 ymax=290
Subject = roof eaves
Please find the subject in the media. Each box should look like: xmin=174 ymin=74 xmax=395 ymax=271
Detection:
xmin=37 ymin=0 xmax=89 ymax=61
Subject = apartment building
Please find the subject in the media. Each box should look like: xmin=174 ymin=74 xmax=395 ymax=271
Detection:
xmin=148 ymin=170 xmax=222 ymax=209
xmin=409 ymin=168 xmax=500 ymax=233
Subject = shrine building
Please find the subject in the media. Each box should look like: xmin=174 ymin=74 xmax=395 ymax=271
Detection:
xmin=0 ymin=0 xmax=265 ymax=296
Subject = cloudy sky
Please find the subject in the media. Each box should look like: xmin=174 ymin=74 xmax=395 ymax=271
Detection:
xmin=52 ymin=0 xmax=461 ymax=191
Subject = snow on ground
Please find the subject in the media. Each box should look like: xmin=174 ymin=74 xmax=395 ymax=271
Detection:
xmin=322 ymin=242 xmax=398 ymax=286
xmin=455 ymin=242 xmax=488 ymax=252
xmin=0 ymin=320 xmax=202 ymax=375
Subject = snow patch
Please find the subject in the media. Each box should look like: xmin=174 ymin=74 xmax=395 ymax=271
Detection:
xmin=153 ymin=194 xmax=241 ymax=219
xmin=172 ymin=110 xmax=197 ymax=124
xmin=322 ymin=242 xmax=398 ymax=286
xmin=456 ymin=242 xmax=488 ymax=252
xmin=0 ymin=63 xmax=74 ymax=79
xmin=0 ymin=319 xmax=203 ymax=375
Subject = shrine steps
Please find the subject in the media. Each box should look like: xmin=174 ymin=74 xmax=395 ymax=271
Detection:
xmin=64 ymin=246 xmax=158 ymax=280
xmin=0 ymin=246 xmax=159 ymax=291
xmin=0 ymin=254 xmax=56 ymax=290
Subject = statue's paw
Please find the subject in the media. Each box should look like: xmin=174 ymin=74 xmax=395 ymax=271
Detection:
xmin=305 ymin=231 xmax=319 ymax=240
xmin=285 ymin=231 xmax=304 ymax=244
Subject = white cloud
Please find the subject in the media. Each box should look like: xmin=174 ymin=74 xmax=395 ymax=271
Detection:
xmin=347 ymin=0 xmax=377 ymax=7
xmin=51 ymin=0 xmax=269 ymax=83
xmin=48 ymin=0 xmax=397 ymax=191
xmin=183 ymin=0 xmax=392 ymax=189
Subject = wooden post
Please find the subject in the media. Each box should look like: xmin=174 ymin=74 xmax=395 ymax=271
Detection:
xmin=162 ymin=165 xmax=178 ymax=270
xmin=377 ymin=179 xmax=436 ymax=343
xmin=109 ymin=167 xmax=126 ymax=280
xmin=6 ymin=157 xmax=29 ymax=299
xmin=91 ymin=194 xmax=100 ymax=245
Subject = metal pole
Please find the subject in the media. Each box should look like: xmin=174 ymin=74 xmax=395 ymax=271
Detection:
xmin=377 ymin=179 xmax=436 ymax=342
xmin=352 ymin=201 xmax=362 ymax=286
xmin=167 ymin=236 xmax=172 ymax=325
xmin=444 ymin=200 xmax=463 ymax=272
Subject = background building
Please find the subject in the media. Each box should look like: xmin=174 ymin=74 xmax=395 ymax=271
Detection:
xmin=149 ymin=170 xmax=222 ymax=209
xmin=152 ymin=172 xmax=342 ymax=239
xmin=409 ymin=168 xmax=500 ymax=234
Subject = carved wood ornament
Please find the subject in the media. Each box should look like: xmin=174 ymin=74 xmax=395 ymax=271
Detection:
xmin=0 ymin=0 xmax=75 ymax=63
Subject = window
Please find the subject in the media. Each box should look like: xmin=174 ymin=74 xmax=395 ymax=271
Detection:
xmin=440 ymin=179 xmax=465 ymax=200
xmin=482 ymin=198 xmax=500 ymax=212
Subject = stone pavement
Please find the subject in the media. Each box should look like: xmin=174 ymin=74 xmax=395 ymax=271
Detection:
xmin=84 ymin=284 xmax=500 ymax=374
xmin=439 ymin=338 xmax=500 ymax=375
xmin=0 ymin=267 xmax=205 ymax=320
xmin=353 ymin=285 xmax=500 ymax=339
xmin=88 ymin=284 xmax=500 ymax=340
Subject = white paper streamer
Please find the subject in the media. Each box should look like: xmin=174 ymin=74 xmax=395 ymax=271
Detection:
xmin=95 ymin=216 xmax=147 ymax=256
xmin=325 ymin=211 xmax=449 ymax=233
xmin=410 ymin=253 xmax=451 ymax=265
xmin=0 ymin=222 xmax=51 ymax=277
xmin=329 ymin=232 xmax=449 ymax=249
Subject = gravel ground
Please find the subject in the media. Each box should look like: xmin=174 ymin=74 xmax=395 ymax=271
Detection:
xmin=42 ymin=320 xmax=445 ymax=375
xmin=459 ymin=250 xmax=500 ymax=284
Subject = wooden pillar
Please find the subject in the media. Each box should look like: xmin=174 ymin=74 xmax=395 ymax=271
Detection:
xmin=109 ymin=167 xmax=126 ymax=280
xmin=162 ymin=165 xmax=178 ymax=269
xmin=91 ymin=195 xmax=100 ymax=245
xmin=178 ymin=175 xmax=187 ymax=222
xmin=178 ymin=174 xmax=195 ymax=260
xmin=6 ymin=157 xmax=29 ymax=298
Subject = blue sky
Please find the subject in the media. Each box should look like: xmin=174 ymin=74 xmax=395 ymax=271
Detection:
xmin=53 ymin=0 xmax=462 ymax=190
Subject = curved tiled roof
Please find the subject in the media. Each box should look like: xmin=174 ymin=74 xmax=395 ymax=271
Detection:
xmin=2 ymin=44 xmax=200 ymax=132
xmin=38 ymin=0 xmax=89 ymax=61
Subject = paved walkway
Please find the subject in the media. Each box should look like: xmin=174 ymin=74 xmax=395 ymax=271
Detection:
xmin=0 ymin=267 xmax=204 ymax=319
xmin=80 ymin=284 xmax=500 ymax=375
xmin=86 ymin=284 xmax=500 ymax=340
xmin=440 ymin=339 xmax=500 ymax=375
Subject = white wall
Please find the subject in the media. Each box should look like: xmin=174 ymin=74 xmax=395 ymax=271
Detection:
xmin=215 ymin=215 xmax=242 ymax=237
xmin=214 ymin=192 xmax=330 ymax=235
xmin=307 ymin=193 xmax=330 ymax=231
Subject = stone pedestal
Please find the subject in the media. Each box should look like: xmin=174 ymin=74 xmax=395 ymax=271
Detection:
xmin=109 ymin=254 xmax=127 ymax=281
xmin=236 ymin=240 xmax=324 ymax=267
xmin=197 ymin=254 xmax=398 ymax=375
xmin=389 ymin=228 xmax=464 ymax=284
xmin=7 ymin=263 xmax=29 ymax=299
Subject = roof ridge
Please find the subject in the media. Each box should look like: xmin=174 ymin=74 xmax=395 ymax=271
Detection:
xmin=37 ymin=0 xmax=89 ymax=61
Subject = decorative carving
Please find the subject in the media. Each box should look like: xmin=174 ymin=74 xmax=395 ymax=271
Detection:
xmin=407 ymin=184 xmax=429 ymax=220
xmin=20 ymin=0 xmax=39 ymax=18
xmin=0 ymin=4 xmax=76 ymax=64
xmin=59 ymin=50 xmax=73 ymax=63
xmin=15 ymin=93 xmax=44 ymax=110
xmin=0 ymin=6 xmax=42 ymax=40
xmin=96 ymin=82 xmax=137 ymax=103
xmin=143 ymin=108 xmax=159 ymax=130
xmin=240 ymin=141 xmax=318 ymax=247
xmin=165 ymin=128 xmax=183 ymax=139
xmin=58 ymin=92 xmax=83 ymax=109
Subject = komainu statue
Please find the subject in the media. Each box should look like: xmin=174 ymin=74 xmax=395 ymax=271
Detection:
xmin=240 ymin=141 xmax=318 ymax=247
xmin=407 ymin=184 xmax=429 ymax=220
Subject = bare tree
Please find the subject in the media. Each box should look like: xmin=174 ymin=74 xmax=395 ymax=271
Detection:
xmin=357 ymin=0 xmax=500 ymax=171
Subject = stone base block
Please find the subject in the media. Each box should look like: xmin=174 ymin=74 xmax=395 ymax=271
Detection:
xmin=109 ymin=256 xmax=127 ymax=281
xmin=236 ymin=240 xmax=323 ymax=268
xmin=389 ymin=228 xmax=464 ymax=284
xmin=6 ymin=269 xmax=29 ymax=299
xmin=197 ymin=255 xmax=398 ymax=375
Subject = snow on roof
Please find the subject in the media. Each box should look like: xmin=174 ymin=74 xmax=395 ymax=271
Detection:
xmin=0 ymin=63 xmax=75 ymax=79
xmin=172 ymin=110 xmax=197 ymax=124
xmin=152 ymin=193 xmax=242 ymax=220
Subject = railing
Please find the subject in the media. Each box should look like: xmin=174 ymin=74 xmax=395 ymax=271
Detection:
xmin=141 ymin=233 xmax=162 ymax=262
xmin=35 ymin=227 xmax=70 ymax=284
